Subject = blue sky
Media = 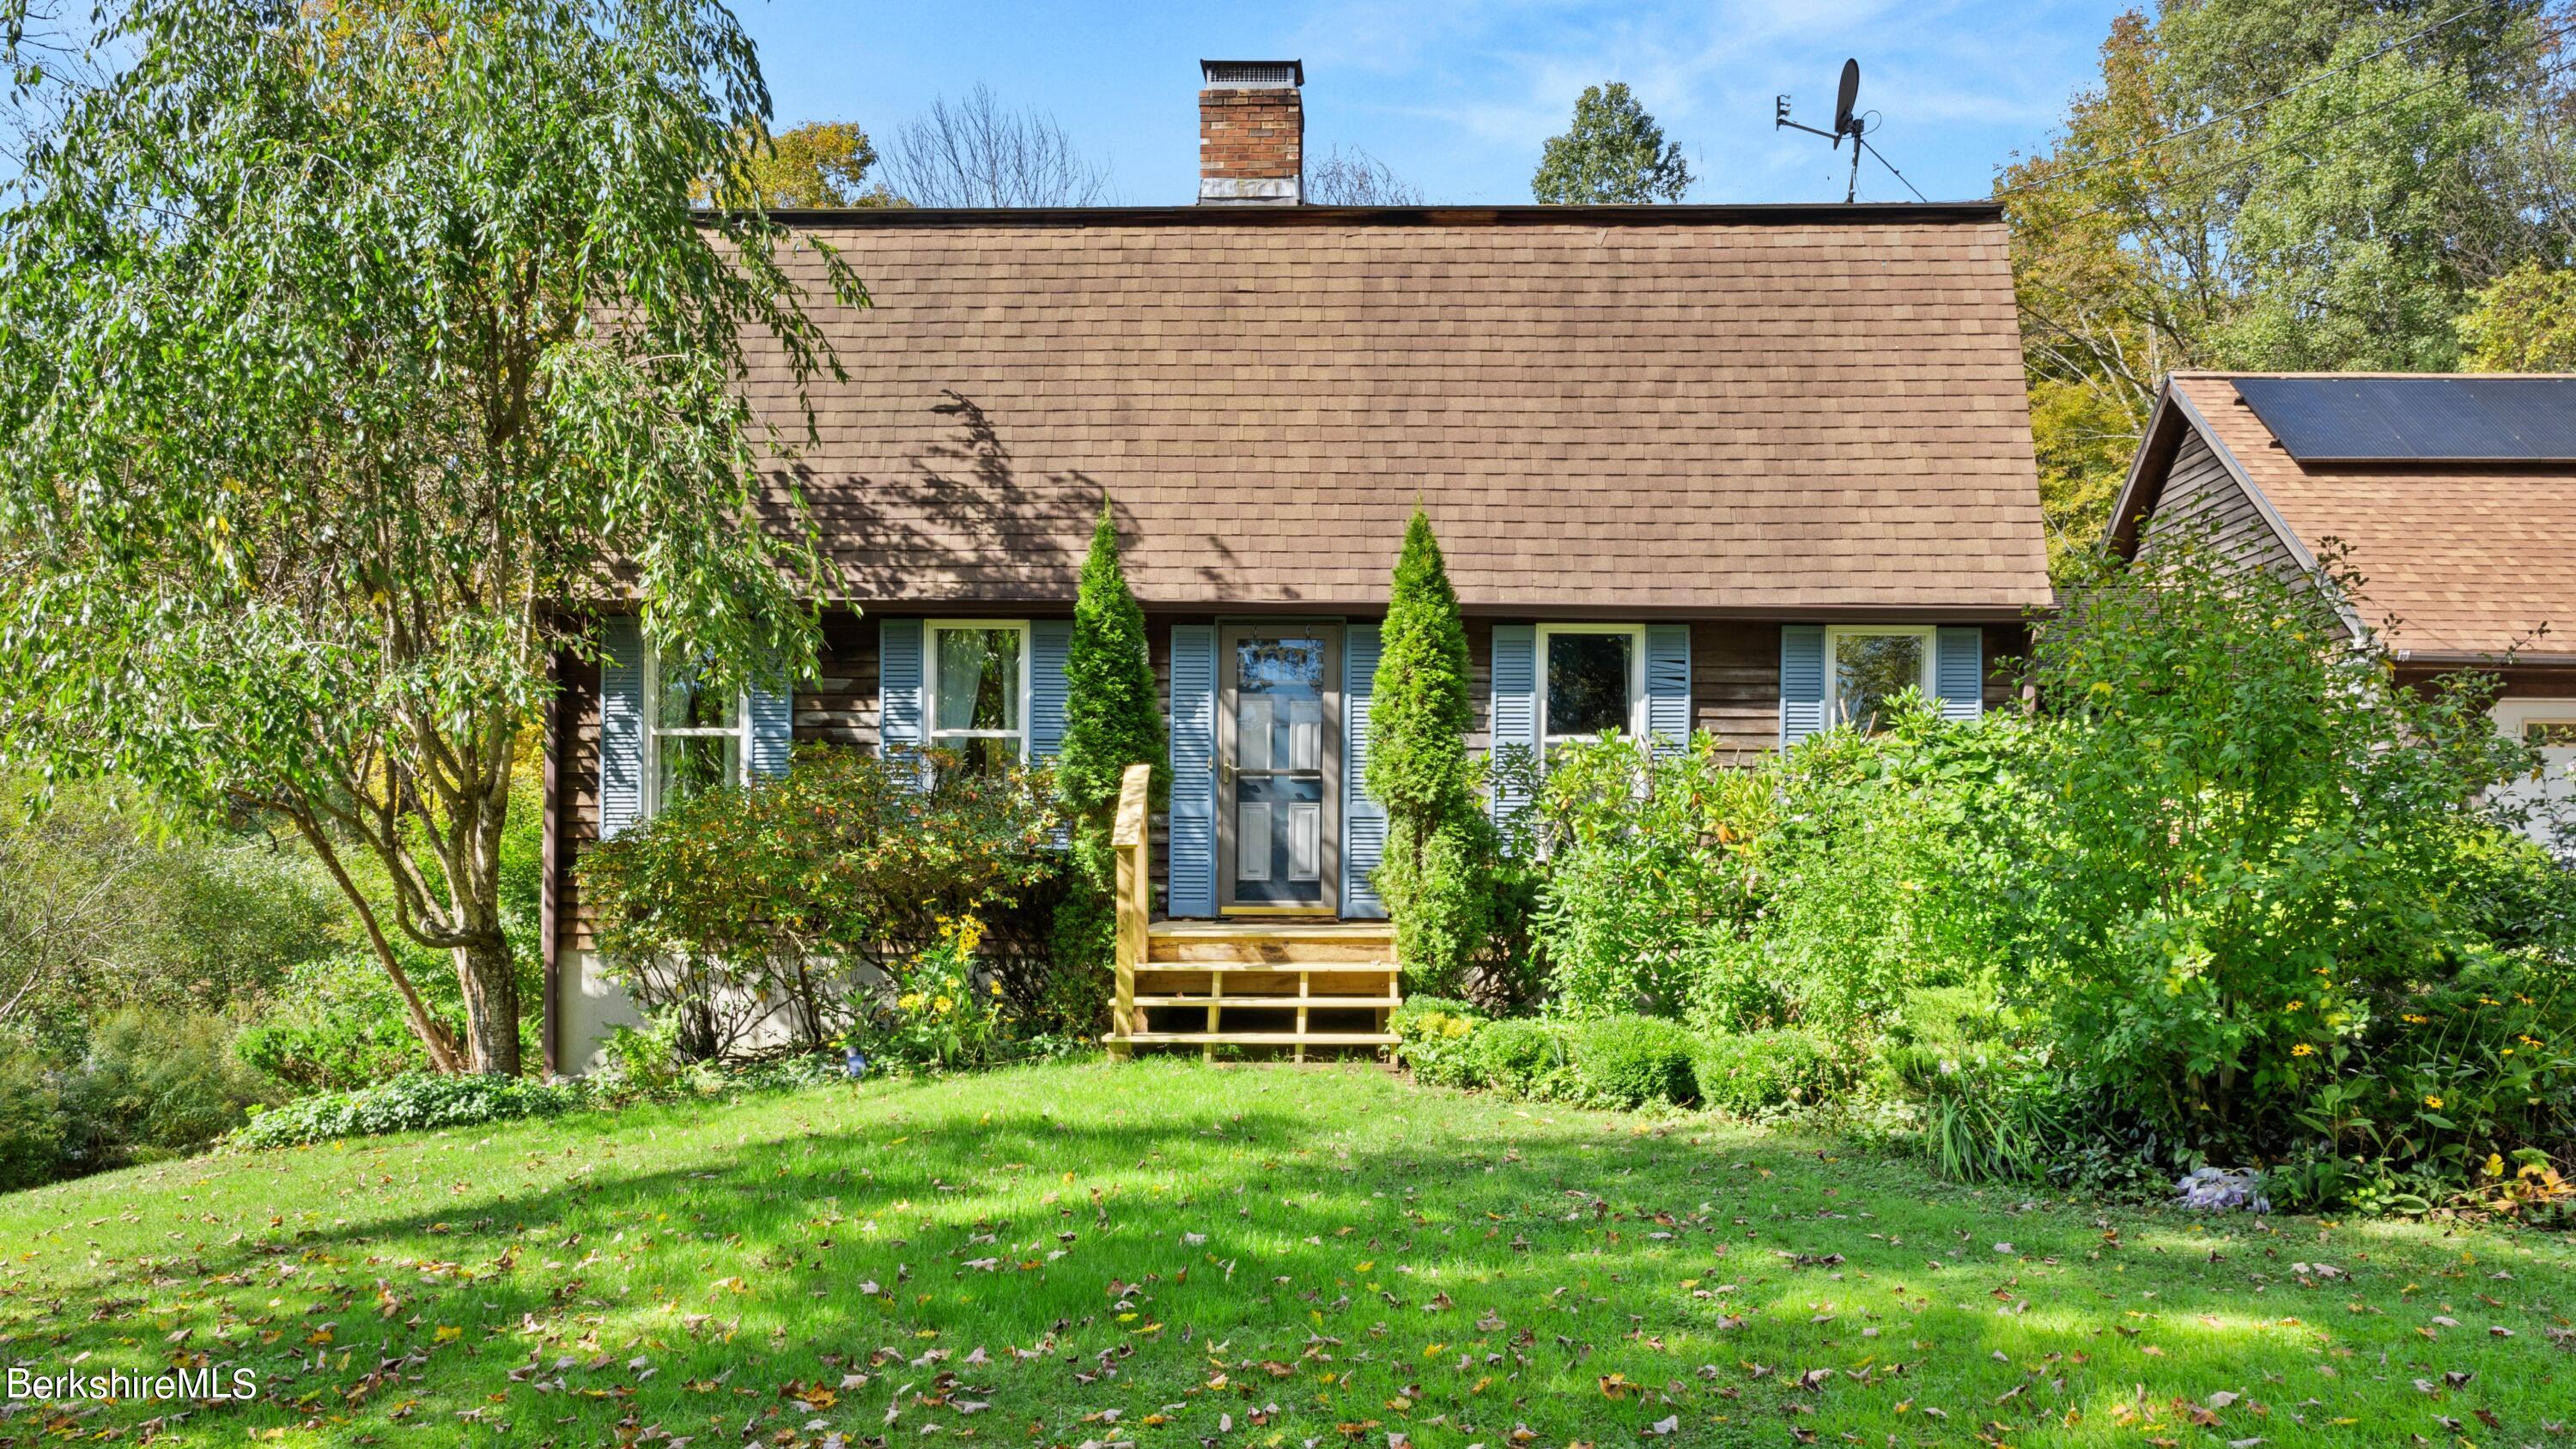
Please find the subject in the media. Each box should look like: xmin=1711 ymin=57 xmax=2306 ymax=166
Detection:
xmin=739 ymin=0 xmax=2133 ymax=205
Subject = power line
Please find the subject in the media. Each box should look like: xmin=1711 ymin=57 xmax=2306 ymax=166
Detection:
xmin=1997 ymin=0 xmax=2521 ymax=196
xmin=2041 ymin=21 xmax=2574 ymax=228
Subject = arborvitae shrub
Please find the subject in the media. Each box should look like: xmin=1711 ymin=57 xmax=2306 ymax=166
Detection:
xmin=1048 ymin=498 xmax=1169 ymax=1025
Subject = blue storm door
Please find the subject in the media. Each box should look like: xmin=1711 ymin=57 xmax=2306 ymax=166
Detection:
xmin=1218 ymin=624 xmax=1341 ymax=914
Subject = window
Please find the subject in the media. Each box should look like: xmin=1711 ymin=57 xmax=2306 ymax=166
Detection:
xmin=927 ymin=621 xmax=1030 ymax=774
xmin=2526 ymin=719 xmax=2576 ymax=749
xmin=1826 ymin=625 xmax=1935 ymax=732
xmin=1538 ymin=623 xmax=1644 ymax=754
xmin=646 ymin=651 xmax=749 ymax=815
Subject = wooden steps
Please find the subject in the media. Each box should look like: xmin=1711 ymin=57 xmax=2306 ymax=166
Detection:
xmin=1132 ymin=995 xmax=1400 ymax=1009
xmin=1103 ymin=765 xmax=1400 ymax=1063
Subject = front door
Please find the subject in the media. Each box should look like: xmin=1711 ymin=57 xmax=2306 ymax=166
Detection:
xmin=1218 ymin=624 xmax=1340 ymax=914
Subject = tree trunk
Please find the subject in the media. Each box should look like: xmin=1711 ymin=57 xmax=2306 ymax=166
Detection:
xmin=294 ymin=817 xmax=466 ymax=1074
xmin=453 ymin=928 xmax=523 ymax=1076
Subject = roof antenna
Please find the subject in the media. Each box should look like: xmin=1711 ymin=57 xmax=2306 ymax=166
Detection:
xmin=1775 ymin=59 xmax=1922 ymax=203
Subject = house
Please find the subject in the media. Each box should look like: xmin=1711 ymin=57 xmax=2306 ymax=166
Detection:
xmin=538 ymin=62 xmax=2054 ymax=1069
xmin=2105 ymin=372 xmax=2576 ymax=832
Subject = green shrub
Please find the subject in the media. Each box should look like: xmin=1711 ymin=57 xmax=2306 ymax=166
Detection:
xmin=2020 ymin=534 xmax=2573 ymax=1169
xmin=1391 ymin=996 xmax=1485 ymax=1088
xmin=1466 ymin=1019 xmax=1574 ymax=1099
xmin=0 ymin=1046 xmax=65 ymax=1191
xmin=1692 ymin=1030 xmax=1836 ymax=1118
xmin=1049 ymin=497 xmax=1170 ymax=1031
xmin=1368 ymin=510 xmax=1509 ymax=997
xmin=1566 ymin=1015 xmax=1698 ymax=1108
xmin=1533 ymin=733 xmax=1772 ymax=1022
xmin=53 ymin=1009 xmax=283 ymax=1168
xmin=1752 ymin=706 xmax=2044 ymax=1037
xmin=580 ymin=745 xmax=1061 ymax=1060
xmin=234 ymin=951 xmax=453 ymax=1089
xmin=231 ymin=1072 xmax=587 ymax=1149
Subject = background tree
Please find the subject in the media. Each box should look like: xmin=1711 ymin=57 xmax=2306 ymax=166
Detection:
xmin=725 ymin=119 xmax=904 ymax=208
xmin=2001 ymin=0 xmax=2574 ymax=576
xmin=0 ymin=0 xmax=859 ymax=1074
xmin=1049 ymin=500 xmax=1168 ymax=1010
xmin=2462 ymin=261 xmax=2576 ymax=369
xmin=1531 ymin=82 xmax=1692 ymax=203
xmin=1367 ymin=510 xmax=1495 ymax=995
xmin=1307 ymin=145 xmax=1425 ymax=205
xmin=882 ymin=82 xmax=1111 ymax=206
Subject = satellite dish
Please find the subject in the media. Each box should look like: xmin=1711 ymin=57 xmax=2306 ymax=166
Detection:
xmin=1832 ymin=59 xmax=1861 ymax=144
xmin=1777 ymin=57 xmax=1921 ymax=203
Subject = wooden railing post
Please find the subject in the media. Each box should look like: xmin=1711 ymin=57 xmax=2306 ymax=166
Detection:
xmin=1107 ymin=761 xmax=1151 ymax=1061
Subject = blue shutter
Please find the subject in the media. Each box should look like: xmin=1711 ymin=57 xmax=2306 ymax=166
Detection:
xmin=1341 ymin=623 xmax=1387 ymax=919
xmin=1029 ymin=620 xmax=1072 ymax=761
xmin=599 ymin=615 xmax=646 ymax=838
xmin=1779 ymin=625 xmax=1826 ymax=748
xmin=1645 ymin=624 xmax=1692 ymax=756
xmin=1489 ymin=624 xmax=1538 ymax=822
xmin=749 ymin=673 xmax=793 ymax=779
xmin=1935 ymin=627 xmax=1984 ymax=723
xmin=879 ymin=619 xmax=925 ymax=772
xmin=1166 ymin=625 xmax=1218 ymax=918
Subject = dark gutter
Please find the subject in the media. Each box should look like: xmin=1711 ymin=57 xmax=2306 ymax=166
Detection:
xmin=738 ymin=200 xmax=2006 ymax=230
xmin=2393 ymin=648 xmax=2576 ymax=668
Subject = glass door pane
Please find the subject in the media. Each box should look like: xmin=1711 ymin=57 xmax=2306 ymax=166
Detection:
xmin=1220 ymin=627 xmax=1336 ymax=911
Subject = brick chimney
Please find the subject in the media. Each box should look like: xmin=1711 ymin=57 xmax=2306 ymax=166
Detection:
xmin=1198 ymin=60 xmax=1303 ymax=204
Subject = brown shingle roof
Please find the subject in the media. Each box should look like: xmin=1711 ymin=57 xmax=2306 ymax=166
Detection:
xmin=2171 ymin=373 xmax=2576 ymax=658
xmin=746 ymin=205 xmax=2051 ymax=615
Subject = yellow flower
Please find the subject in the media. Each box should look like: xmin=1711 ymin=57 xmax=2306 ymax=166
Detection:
xmin=990 ymin=980 xmax=1004 ymax=996
xmin=2403 ymin=1014 xmax=2428 ymax=1025
xmin=897 ymin=992 xmax=923 ymax=1011
xmin=933 ymin=995 xmax=953 ymax=1015
xmin=2291 ymin=1044 xmax=2315 ymax=1057
xmin=2485 ymin=1153 xmax=2506 ymax=1178
xmin=2285 ymin=1001 xmax=2305 ymax=1012
xmin=2424 ymin=1095 xmax=2444 ymax=1109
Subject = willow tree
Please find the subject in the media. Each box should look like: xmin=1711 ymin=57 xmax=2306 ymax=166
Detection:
xmin=0 ymin=0 xmax=859 ymax=1073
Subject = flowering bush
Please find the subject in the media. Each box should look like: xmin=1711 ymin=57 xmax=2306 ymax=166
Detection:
xmin=2015 ymin=536 xmax=2571 ymax=1180
xmin=864 ymin=916 xmax=1007 ymax=1073
xmin=579 ymin=746 xmax=1060 ymax=1060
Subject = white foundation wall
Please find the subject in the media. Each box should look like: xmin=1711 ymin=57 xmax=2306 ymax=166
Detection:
xmin=2495 ymin=699 xmax=2576 ymax=850
xmin=551 ymin=951 xmax=822 ymax=1075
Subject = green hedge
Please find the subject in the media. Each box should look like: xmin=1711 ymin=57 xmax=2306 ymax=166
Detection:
xmin=1566 ymin=1015 xmax=1698 ymax=1108
xmin=1465 ymin=1019 xmax=1574 ymax=1098
xmin=1692 ymin=1030 xmax=1834 ymax=1117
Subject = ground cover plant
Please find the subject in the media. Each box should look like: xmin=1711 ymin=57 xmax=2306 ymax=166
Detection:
xmin=4 ymin=1061 xmax=2573 ymax=1447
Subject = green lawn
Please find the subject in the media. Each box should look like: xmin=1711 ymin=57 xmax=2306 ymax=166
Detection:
xmin=2 ymin=1061 xmax=2570 ymax=1447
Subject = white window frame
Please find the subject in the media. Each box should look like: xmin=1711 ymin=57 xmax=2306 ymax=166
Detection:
xmin=641 ymin=651 xmax=750 ymax=819
xmin=1823 ymin=624 xmax=1938 ymax=728
xmin=925 ymin=619 xmax=1032 ymax=764
xmin=1536 ymin=622 xmax=1647 ymax=749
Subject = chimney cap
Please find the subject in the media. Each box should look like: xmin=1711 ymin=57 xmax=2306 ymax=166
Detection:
xmin=1200 ymin=58 xmax=1303 ymax=88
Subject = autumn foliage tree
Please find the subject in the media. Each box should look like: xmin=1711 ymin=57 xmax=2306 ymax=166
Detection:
xmin=2001 ymin=1 xmax=2573 ymax=575
xmin=0 ymin=0 xmax=857 ymax=1072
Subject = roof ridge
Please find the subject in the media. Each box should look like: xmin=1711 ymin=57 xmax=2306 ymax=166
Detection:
xmin=739 ymin=201 xmax=2006 ymax=229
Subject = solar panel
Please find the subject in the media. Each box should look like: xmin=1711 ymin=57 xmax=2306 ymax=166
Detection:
xmin=2232 ymin=376 xmax=2576 ymax=463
